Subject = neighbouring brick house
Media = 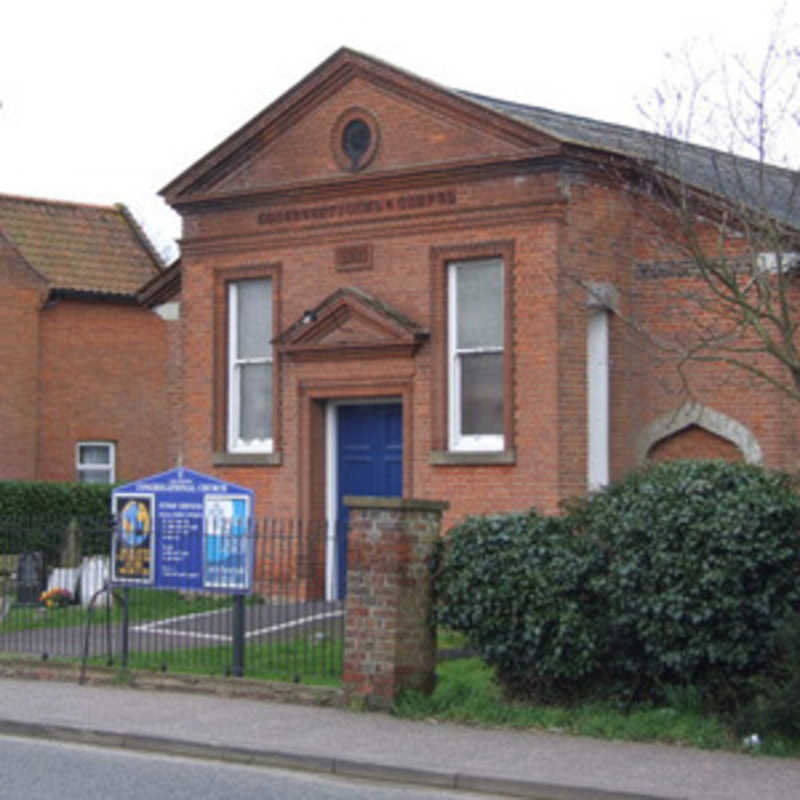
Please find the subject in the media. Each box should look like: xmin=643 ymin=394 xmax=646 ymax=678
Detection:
xmin=160 ymin=49 xmax=799 ymax=596
xmin=0 ymin=194 xmax=182 ymax=484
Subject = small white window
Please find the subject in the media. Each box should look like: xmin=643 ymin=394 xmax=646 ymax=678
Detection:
xmin=76 ymin=442 xmax=115 ymax=484
xmin=448 ymin=258 xmax=504 ymax=451
xmin=228 ymin=279 xmax=273 ymax=453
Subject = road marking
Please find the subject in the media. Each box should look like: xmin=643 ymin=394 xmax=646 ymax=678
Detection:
xmin=131 ymin=609 xmax=344 ymax=643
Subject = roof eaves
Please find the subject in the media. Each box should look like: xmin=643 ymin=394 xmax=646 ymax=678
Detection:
xmin=47 ymin=287 xmax=142 ymax=305
xmin=137 ymin=259 xmax=181 ymax=307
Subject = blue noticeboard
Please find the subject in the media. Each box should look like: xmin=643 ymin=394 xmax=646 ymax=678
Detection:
xmin=111 ymin=467 xmax=254 ymax=593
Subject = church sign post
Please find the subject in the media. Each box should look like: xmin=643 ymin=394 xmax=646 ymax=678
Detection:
xmin=111 ymin=467 xmax=254 ymax=673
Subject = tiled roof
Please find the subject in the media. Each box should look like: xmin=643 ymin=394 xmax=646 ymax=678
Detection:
xmin=459 ymin=91 xmax=800 ymax=229
xmin=0 ymin=194 xmax=163 ymax=296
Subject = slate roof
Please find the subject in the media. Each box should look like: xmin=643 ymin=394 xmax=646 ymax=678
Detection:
xmin=459 ymin=91 xmax=800 ymax=229
xmin=0 ymin=194 xmax=164 ymax=297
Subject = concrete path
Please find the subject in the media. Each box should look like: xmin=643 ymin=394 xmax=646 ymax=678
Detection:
xmin=0 ymin=677 xmax=797 ymax=799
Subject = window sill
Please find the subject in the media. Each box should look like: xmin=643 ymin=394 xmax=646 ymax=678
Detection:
xmin=429 ymin=449 xmax=516 ymax=466
xmin=213 ymin=451 xmax=282 ymax=467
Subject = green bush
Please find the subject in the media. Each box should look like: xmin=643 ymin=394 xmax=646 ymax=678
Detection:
xmin=435 ymin=511 xmax=611 ymax=702
xmin=735 ymin=611 xmax=800 ymax=738
xmin=0 ymin=481 xmax=113 ymax=562
xmin=435 ymin=461 xmax=800 ymax=708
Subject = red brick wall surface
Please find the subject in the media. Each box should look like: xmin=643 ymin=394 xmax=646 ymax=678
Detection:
xmin=0 ymin=285 xmax=42 ymax=480
xmin=37 ymin=300 xmax=177 ymax=483
xmin=181 ymin=170 xmax=569 ymax=528
xmin=649 ymin=425 xmax=743 ymax=462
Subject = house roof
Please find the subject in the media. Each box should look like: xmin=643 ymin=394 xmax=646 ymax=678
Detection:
xmin=459 ymin=90 xmax=800 ymax=229
xmin=0 ymin=194 xmax=164 ymax=297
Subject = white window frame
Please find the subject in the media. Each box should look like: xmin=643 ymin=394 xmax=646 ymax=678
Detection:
xmin=76 ymin=441 xmax=115 ymax=484
xmin=227 ymin=280 xmax=273 ymax=454
xmin=447 ymin=259 xmax=505 ymax=452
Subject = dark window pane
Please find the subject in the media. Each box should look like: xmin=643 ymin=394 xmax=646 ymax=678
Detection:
xmin=461 ymin=353 xmax=503 ymax=435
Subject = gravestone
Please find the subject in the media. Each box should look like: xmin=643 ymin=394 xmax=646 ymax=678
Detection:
xmin=17 ymin=551 xmax=45 ymax=605
xmin=47 ymin=566 xmax=81 ymax=598
xmin=60 ymin=519 xmax=82 ymax=568
xmin=80 ymin=555 xmax=109 ymax=608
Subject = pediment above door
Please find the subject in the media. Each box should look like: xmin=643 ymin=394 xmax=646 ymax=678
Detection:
xmin=275 ymin=287 xmax=429 ymax=360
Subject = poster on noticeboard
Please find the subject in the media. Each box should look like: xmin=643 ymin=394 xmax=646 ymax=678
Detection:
xmin=111 ymin=493 xmax=154 ymax=585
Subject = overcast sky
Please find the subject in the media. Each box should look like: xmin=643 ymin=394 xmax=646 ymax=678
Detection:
xmin=1 ymin=0 xmax=796 ymax=259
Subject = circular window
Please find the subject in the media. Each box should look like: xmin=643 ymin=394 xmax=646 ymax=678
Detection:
xmin=342 ymin=119 xmax=372 ymax=167
xmin=332 ymin=108 xmax=380 ymax=172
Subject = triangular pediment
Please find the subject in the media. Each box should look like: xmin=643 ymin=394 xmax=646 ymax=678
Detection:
xmin=162 ymin=49 xmax=560 ymax=204
xmin=276 ymin=287 xmax=428 ymax=360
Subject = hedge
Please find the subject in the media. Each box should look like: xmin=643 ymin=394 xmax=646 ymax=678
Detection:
xmin=0 ymin=481 xmax=113 ymax=563
xmin=435 ymin=460 xmax=800 ymax=708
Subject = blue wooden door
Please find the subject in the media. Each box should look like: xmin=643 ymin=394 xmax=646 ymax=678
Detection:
xmin=336 ymin=403 xmax=402 ymax=597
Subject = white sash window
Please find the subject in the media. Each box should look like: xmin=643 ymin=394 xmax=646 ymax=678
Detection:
xmin=448 ymin=258 xmax=504 ymax=451
xmin=228 ymin=279 xmax=273 ymax=453
xmin=76 ymin=442 xmax=115 ymax=484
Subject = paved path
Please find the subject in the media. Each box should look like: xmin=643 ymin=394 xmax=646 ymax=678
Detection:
xmin=0 ymin=678 xmax=798 ymax=799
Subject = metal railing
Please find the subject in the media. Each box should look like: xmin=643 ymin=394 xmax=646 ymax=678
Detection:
xmin=0 ymin=517 xmax=342 ymax=683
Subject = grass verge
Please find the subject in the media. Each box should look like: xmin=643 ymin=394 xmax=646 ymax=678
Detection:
xmin=0 ymin=589 xmax=236 ymax=632
xmin=394 ymin=657 xmax=800 ymax=758
xmin=86 ymin=637 xmax=343 ymax=686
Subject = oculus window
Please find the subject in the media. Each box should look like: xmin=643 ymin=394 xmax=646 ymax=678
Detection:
xmin=228 ymin=278 xmax=273 ymax=453
xmin=448 ymin=258 xmax=504 ymax=451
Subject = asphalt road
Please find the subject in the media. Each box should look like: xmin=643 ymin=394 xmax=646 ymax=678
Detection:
xmin=0 ymin=735 xmax=493 ymax=800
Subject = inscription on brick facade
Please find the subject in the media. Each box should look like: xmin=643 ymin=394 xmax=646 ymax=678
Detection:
xmin=335 ymin=244 xmax=372 ymax=272
xmin=257 ymin=190 xmax=457 ymax=227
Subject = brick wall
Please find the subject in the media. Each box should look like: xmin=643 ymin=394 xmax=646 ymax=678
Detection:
xmin=0 ymin=285 xmax=41 ymax=480
xmin=163 ymin=314 xmax=184 ymax=469
xmin=181 ymin=172 xmax=570 ymax=527
xmin=561 ymin=177 xmax=800 ymax=477
xmin=648 ymin=425 xmax=743 ymax=462
xmin=37 ymin=299 xmax=178 ymax=482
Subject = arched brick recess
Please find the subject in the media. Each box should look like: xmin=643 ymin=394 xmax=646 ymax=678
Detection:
xmin=636 ymin=403 xmax=762 ymax=465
